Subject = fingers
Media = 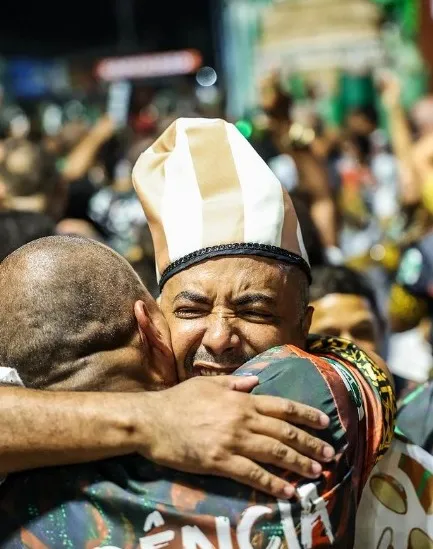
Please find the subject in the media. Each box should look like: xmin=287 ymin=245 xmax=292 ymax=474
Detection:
xmin=207 ymin=374 xmax=259 ymax=392
xmin=253 ymin=394 xmax=330 ymax=429
xmin=238 ymin=434 xmax=323 ymax=479
xmin=251 ymin=415 xmax=334 ymax=462
xmin=215 ymin=456 xmax=295 ymax=499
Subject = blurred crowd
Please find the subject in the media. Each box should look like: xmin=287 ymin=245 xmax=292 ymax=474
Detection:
xmin=3 ymin=52 xmax=433 ymax=544
xmin=1 ymin=69 xmax=432 ymax=396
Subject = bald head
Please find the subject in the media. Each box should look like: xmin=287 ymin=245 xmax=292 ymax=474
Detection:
xmin=0 ymin=236 xmax=150 ymax=390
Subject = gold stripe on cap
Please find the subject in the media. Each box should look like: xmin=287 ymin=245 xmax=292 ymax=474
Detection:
xmin=133 ymin=122 xmax=179 ymax=276
xmin=186 ymin=120 xmax=244 ymax=247
xmin=133 ymin=152 xmax=170 ymax=277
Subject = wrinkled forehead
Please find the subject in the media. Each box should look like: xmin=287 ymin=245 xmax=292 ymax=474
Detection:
xmin=160 ymin=256 xmax=288 ymax=301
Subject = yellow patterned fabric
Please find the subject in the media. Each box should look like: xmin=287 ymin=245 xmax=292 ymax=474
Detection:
xmin=389 ymin=283 xmax=428 ymax=327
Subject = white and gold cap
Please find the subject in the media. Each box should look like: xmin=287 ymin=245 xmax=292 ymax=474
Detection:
xmin=132 ymin=117 xmax=310 ymax=290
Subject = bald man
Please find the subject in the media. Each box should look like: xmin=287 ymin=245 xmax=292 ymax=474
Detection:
xmin=1 ymin=236 xmax=390 ymax=548
xmin=0 ymin=236 xmax=335 ymax=497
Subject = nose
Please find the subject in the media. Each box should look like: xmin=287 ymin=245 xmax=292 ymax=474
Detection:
xmin=201 ymin=314 xmax=241 ymax=356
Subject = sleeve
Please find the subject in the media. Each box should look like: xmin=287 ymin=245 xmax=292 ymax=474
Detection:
xmin=233 ymin=345 xmax=374 ymax=548
xmin=0 ymin=367 xmax=24 ymax=387
xmin=307 ymin=336 xmax=396 ymax=468
xmin=397 ymin=382 xmax=433 ymax=453
xmin=0 ymin=368 xmax=24 ymax=486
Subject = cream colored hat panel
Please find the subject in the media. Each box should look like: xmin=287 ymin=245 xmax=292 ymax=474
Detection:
xmin=132 ymin=117 xmax=310 ymax=288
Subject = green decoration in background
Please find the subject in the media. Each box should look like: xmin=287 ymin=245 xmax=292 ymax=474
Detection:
xmin=287 ymin=73 xmax=307 ymax=102
xmin=235 ymin=119 xmax=253 ymax=139
xmin=339 ymin=72 xmax=376 ymax=111
xmin=222 ymin=0 xmax=425 ymax=121
xmin=317 ymin=96 xmax=344 ymax=129
xmin=371 ymin=0 xmax=419 ymax=38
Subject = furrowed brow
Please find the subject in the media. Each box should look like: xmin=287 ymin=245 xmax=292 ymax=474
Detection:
xmin=173 ymin=290 xmax=211 ymax=305
xmin=232 ymin=293 xmax=277 ymax=307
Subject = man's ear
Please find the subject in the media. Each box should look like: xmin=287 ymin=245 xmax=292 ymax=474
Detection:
xmin=134 ymin=299 xmax=173 ymax=358
xmin=135 ymin=299 xmax=151 ymax=349
xmin=134 ymin=299 xmax=177 ymax=388
xmin=303 ymin=305 xmax=314 ymax=339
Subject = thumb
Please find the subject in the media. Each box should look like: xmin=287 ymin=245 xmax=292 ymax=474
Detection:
xmin=210 ymin=374 xmax=259 ymax=392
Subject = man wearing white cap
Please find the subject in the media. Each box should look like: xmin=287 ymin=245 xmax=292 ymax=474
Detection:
xmin=133 ymin=117 xmax=313 ymax=378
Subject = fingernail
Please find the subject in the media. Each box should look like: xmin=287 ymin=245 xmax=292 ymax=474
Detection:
xmin=311 ymin=462 xmax=322 ymax=475
xmin=319 ymin=414 xmax=330 ymax=427
xmin=323 ymin=446 xmax=335 ymax=459
xmin=283 ymin=485 xmax=295 ymax=498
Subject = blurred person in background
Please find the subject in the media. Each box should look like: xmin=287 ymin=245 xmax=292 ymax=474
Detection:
xmin=377 ymin=75 xmax=433 ymax=395
xmin=381 ymin=74 xmax=433 ymax=228
xmin=290 ymin=191 xmax=326 ymax=267
xmin=389 ymin=231 xmax=433 ymax=362
xmin=389 ymin=230 xmax=433 ymax=454
xmin=87 ymin=135 xmax=151 ymax=260
xmin=0 ymin=137 xmax=58 ymax=258
xmin=0 ymin=210 xmax=55 ymax=262
xmin=309 ymin=262 xmax=417 ymax=400
xmin=59 ymin=115 xmax=120 ymax=234
xmin=309 ymin=264 xmax=386 ymax=358
xmin=0 ymin=137 xmax=60 ymax=218
xmin=306 ymin=264 xmax=433 ymax=546
xmin=252 ymin=72 xmax=339 ymax=261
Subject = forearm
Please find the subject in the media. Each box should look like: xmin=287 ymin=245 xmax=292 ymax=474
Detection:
xmin=310 ymin=197 xmax=337 ymax=248
xmin=387 ymin=105 xmax=412 ymax=163
xmin=411 ymin=135 xmax=433 ymax=199
xmin=0 ymin=387 xmax=153 ymax=475
xmin=292 ymin=150 xmax=337 ymax=247
xmin=62 ymin=121 xmax=113 ymax=183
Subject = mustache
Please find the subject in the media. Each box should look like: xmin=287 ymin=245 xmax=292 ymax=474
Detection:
xmin=184 ymin=348 xmax=254 ymax=374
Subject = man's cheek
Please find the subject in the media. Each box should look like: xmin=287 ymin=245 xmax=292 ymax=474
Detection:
xmin=242 ymin=325 xmax=285 ymax=353
xmin=168 ymin=323 xmax=196 ymax=368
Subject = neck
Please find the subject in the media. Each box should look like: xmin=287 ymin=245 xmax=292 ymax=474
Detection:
xmin=45 ymin=347 xmax=152 ymax=393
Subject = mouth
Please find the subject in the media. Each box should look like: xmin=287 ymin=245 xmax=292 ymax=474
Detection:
xmin=192 ymin=363 xmax=238 ymax=377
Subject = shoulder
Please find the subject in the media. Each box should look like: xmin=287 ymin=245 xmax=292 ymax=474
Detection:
xmin=236 ymin=345 xmax=357 ymax=453
xmin=308 ymin=336 xmax=396 ymax=465
xmin=237 ymin=338 xmax=396 ymax=470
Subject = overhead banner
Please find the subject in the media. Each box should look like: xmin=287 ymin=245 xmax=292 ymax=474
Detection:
xmin=95 ymin=50 xmax=202 ymax=82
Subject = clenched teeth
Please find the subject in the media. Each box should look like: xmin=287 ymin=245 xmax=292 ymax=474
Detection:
xmin=198 ymin=368 xmax=222 ymax=376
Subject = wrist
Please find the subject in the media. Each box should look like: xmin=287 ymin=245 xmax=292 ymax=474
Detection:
xmin=120 ymin=391 xmax=162 ymax=457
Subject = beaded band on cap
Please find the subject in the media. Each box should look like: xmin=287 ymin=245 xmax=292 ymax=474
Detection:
xmin=158 ymin=243 xmax=312 ymax=291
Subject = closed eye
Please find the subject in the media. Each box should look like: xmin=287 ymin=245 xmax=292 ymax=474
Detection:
xmin=238 ymin=310 xmax=276 ymax=323
xmin=174 ymin=307 xmax=208 ymax=319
